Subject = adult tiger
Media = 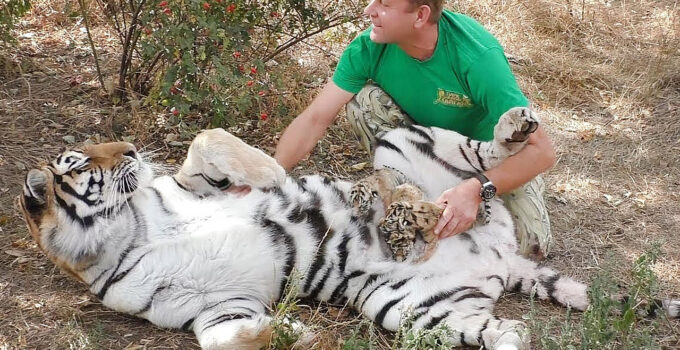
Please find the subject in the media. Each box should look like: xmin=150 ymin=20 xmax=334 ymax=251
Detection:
xmin=18 ymin=107 xmax=679 ymax=350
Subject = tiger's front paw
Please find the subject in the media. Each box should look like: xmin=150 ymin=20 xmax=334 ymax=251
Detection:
xmin=496 ymin=107 xmax=539 ymax=145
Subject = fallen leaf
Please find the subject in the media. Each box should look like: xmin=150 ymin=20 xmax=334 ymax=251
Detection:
xmin=351 ymin=162 xmax=367 ymax=171
xmin=5 ymin=249 xmax=25 ymax=257
xmin=578 ymin=129 xmax=595 ymax=142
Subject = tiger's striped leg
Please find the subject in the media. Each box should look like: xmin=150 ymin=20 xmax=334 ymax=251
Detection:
xmin=192 ymin=301 xmax=272 ymax=350
xmin=505 ymin=254 xmax=589 ymax=311
xmin=418 ymin=312 xmax=529 ymax=350
xmin=350 ymin=274 xmax=527 ymax=349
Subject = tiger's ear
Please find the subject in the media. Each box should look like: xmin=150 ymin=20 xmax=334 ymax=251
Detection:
xmin=23 ymin=169 xmax=51 ymax=213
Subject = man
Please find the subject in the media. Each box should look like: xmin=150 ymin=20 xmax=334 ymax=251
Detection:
xmin=275 ymin=0 xmax=555 ymax=260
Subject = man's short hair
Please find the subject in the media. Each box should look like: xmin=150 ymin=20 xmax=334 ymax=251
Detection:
xmin=408 ymin=0 xmax=444 ymax=23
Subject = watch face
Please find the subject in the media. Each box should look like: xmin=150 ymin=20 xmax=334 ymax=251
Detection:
xmin=481 ymin=184 xmax=497 ymax=200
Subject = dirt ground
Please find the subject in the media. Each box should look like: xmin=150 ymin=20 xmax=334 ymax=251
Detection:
xmin=1 ymin=1 xmax=679 ymax=349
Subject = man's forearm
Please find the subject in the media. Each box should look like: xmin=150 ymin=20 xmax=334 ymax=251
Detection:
xmin=275 ymin=112 xmax=333 ymax=171
xmin=275 ymin=81 xmax=355 ymax=171
xmin=485 ymin=126 xmax=555 ymax=195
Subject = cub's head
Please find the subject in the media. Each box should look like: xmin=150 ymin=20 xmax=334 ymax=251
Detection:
xmin=17 ymin=142 xmax=152 ymax=281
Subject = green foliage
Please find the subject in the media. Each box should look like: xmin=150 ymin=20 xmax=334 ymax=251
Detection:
xmin=341 ymin=321 xmax=378 ymax=350
xmin=391 ymin=310 xmax=455 ymax=350
xmin=527 ymin=244 xmax=666 ymax=350
xmin=0 ymin=0 xmax=31 ymax=43
xmin=98 ymin=0 xmax=361 ymax=126
xmin=268 ymin=269 xmax=307 ymax=349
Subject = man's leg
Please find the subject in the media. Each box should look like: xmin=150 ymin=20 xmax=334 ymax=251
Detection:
xmin=346 ymin=84 xmax=414 ymax=154
xmin=501 ymin=175 xmax=552 ymax=261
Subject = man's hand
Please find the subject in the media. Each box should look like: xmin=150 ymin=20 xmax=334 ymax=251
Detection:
xmin=434 ymin=178 xmax=482 ymax=239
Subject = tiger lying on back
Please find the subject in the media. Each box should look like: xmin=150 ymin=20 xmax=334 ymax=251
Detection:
xmin=19 ymin=107 xmax=680 ymax=350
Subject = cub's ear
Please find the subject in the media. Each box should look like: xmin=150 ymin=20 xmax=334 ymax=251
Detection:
xmin=22 ymin=169 xmax=50 ymax=213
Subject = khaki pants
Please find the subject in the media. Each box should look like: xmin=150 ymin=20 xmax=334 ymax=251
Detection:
xmin=346 ymin=84 xmax=552 ymax=260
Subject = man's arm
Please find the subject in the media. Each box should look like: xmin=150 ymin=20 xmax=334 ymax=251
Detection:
xmin=435 ymin=124 xmax=555 ymax=238
xmin=484 ymin=125 xmax=554 ymax=194
xmin=275 ymin=81 xmax=355 ymax=171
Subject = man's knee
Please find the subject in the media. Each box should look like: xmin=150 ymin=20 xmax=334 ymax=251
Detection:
xmin=346 ymin=84 xmax=414 ymax=154
xmin=501 ymin=176 xmax=552 ymax=261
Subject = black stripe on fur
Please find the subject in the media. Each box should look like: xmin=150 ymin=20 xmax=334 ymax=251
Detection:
xmin=352 ymin=273 xmax=380 ymax=307
xmin=424 ymin=310 xmax=452 ymax=330
xmin=202 ymin=313 xmax=251 ymax=332
xmin=375 ymin=294 xmax=409 ymax=327
xmin=307 ymin=263 xmax=334 ymax=301
xmin=375 ymin=138 xmax=406 ymax=158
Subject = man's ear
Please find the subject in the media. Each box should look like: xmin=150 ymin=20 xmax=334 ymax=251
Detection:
xmin=414 ymin=5 xmax=432 ymax=28
xmin=23 ymin=169 xmax=50 ymax=213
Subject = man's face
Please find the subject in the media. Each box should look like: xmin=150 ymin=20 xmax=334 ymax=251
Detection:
xmin=363 ymin=0 xmax=419 ymax=44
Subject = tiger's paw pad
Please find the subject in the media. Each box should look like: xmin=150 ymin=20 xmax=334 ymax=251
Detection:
xmin=498 ymin=107 xmax=539 ymax=144
xmin=350 ymin=181 xmax=378 ymax=216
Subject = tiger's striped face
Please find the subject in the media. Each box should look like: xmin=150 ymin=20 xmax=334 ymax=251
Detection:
xmin=18 ymin=142 xmax=152 ymax=280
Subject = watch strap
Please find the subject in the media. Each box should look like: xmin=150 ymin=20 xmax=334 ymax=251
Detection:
xmin=474 ymin=173 xmax=491 ymax=187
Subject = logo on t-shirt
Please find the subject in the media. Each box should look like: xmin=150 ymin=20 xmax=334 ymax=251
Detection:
xmin=434 ymin=89 xmax=473 ymax=108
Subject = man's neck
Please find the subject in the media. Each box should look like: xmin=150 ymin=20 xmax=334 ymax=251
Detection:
xmin=397 ymin=23 xmax=439 ymax=61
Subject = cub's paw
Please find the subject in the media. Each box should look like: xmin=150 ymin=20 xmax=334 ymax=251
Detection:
xmin=496 ymin=107 xmax=539 ymax=145
xmin=350 ymin=180 xmax=378 ymax=216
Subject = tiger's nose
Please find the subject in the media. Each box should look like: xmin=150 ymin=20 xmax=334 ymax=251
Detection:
xmin=108 ymin=142 xmax=137 ymax=158
xmin=121 ymin=144 xmax=138 ymax=158
xmin=83 ymin=142 xmax=137 ymax=160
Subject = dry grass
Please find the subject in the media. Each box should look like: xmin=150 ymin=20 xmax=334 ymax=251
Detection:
xmin=1 ymin=0 xmax=679 ymax=348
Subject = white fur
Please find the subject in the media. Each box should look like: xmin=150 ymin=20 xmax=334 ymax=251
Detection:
xmin=26 ymin=108 xmax=609 ymax=349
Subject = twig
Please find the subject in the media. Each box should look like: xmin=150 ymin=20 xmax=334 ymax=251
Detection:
xmin=263 ymin=17 xmax=357 ymax=62
xmin=116 ymin=0 xmax=148 ymax=100
xmin=77 ymin=0 xmax=108 ymax=93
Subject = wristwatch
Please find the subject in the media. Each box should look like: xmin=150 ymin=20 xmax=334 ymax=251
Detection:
xmin=473 ymin=173 xmax=497 ymax=201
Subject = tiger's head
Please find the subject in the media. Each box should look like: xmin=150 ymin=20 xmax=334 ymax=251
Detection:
xmin=17 ymin=142 xmax=152 ymax=282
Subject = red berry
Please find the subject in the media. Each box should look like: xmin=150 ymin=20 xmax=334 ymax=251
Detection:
xmin=203 ymin=2 xmax=210 ymax=10
xmin=171 ymin=108 xmax=179 ymax=116
xmin=226 ymin=3 xmax=236 ymax=13
xmin=159 ymin=1 xmax=168 ymax=7
xmin=232 ymin=51 xmax=242 ymax=58
xmin=246 ymin=80 xmax=254 ymax=87
xmin=260 ymin=113 xmax=268 ymax=121
xmin=163 ymin=7 xmax=172 ymax=15
xmin=258 ymin=90 xmax=265 ymax=96
xmin=250 ymin=66 xmax=257 ymax=74
xmin=170 ymin=86 xmax=179 ymax=94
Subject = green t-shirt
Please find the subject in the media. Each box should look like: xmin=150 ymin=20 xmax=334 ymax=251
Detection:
xmin=333 ymin=10 xmax=529 ymax=141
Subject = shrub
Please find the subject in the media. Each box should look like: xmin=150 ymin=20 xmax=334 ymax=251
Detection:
xmin=527 ymin=244 xmax=666 ymax=350
xmin=95 ymin=0 xmax=362 ymax=126
xmin=0 ymin=0 xmax=31 ymax=43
